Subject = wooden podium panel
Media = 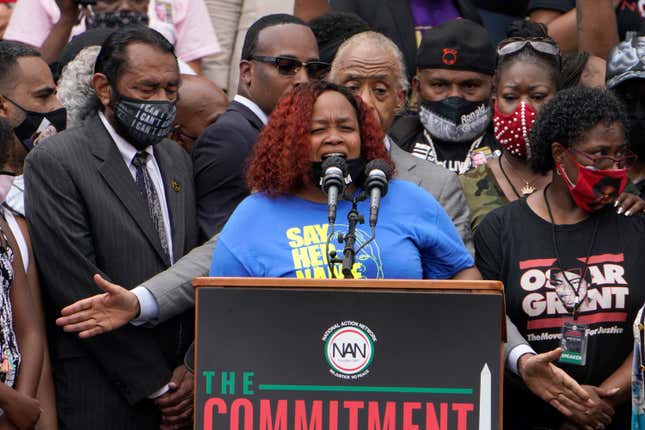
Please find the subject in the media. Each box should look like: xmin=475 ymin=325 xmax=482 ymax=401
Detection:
xmin=194 ymin=278 xmax=504 ymax=430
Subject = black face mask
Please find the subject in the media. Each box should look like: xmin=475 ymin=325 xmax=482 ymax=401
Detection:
xmin=8 ymin=98 xmax=67 ymax=151
xmin=310 ymin=156 xmax=367 ymax=191
xmin=86 ymin=10 xmax=149 ymax=29
xmin=111 ymin=91 xmax=177 ymax=151
xmin=419 ymin=96 xmax=491 ymax=143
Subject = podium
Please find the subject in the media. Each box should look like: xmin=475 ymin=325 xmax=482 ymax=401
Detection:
xmin=193 ymin=277 xmax=505 ymax=430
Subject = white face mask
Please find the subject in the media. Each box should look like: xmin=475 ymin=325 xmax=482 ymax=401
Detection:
xmin=0 ymin=174 xmax=16 ymax=204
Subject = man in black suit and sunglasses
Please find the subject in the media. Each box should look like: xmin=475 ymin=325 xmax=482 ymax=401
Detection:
xmin=192 ymin=13 xmax=327 ymax=239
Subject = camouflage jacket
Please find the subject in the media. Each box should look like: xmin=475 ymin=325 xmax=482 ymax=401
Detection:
xmin=459 ymin=163 xmax=508 ymax=232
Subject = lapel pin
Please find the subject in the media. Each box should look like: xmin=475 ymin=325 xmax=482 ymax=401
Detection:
xmin=171 ymin=180 xmax=181 ymax=192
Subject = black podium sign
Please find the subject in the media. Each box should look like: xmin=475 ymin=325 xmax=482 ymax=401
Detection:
xmin=195 ymin=282 xmax=502 ymax=430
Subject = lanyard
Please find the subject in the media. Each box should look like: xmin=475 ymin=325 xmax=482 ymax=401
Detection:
xmin=544 ymin=184 xmax=599 ymax=320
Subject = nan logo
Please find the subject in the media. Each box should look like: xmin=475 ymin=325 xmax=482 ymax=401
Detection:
xmin=322 ymin=321 xmax=376 ymax=380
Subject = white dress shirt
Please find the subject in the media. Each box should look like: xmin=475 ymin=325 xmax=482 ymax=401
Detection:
xmin=233 ymin=94 xmax=269 ymax=125
xmin=98 ymin=111 xmax=174 ymax=263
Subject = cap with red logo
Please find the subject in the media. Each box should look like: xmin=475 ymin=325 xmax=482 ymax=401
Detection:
xmin=416 ymin=18 xmax=495 ymax=76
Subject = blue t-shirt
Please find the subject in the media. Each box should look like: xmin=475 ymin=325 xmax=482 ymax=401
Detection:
xmin=210 ymin=179 xmax=473 ymax=279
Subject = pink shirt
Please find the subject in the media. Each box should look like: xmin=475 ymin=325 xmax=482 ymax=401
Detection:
xmin=4 ymin=0 xmax=220 ymax=62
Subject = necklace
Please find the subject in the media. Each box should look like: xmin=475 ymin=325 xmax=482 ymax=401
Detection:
xmin=497 ymin=155 xmax=537 ymax=198
xmin=416 ymin=131 xmax=484 ymax=175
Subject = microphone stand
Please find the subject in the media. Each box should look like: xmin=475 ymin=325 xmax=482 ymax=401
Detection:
xmin=328 ymin=192 xmax=367 ymax=279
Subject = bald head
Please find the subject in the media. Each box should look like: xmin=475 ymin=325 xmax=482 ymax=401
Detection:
xmin=173 ymin=74 xmax=228 ymax=152
xmin=330 ymin=32 xmax=407 ymax=131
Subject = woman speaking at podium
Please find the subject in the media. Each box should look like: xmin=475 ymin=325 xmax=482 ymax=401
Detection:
xmin=209 ymin=81 xmax=478 ymax=281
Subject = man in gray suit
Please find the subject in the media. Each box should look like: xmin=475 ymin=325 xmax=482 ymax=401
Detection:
xmin=57 ymin=27 xmax=593 ymax=420
xmin=26 ymin=27 xmax=197 ymax=429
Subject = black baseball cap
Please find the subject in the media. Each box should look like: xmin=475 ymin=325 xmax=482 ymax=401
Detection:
xmin=416 ymin=19 xmax=496 ymax=75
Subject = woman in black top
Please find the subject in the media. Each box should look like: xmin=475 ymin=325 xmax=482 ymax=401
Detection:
xmin=476 ymin=86 xmax=643 ymax=429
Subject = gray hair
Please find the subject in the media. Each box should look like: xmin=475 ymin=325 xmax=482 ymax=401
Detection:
xmin=57 ymin=46 xmax=102 ymax=128
xmin=330 ymin=31 xmax=409 ymax=92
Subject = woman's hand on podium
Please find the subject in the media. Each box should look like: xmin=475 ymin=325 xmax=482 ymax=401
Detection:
xmin=56 ymin=274 xmax=140 ymax=338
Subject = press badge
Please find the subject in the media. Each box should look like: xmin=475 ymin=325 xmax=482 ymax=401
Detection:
xmin=559 ymin=322 xmax=588 ymax=366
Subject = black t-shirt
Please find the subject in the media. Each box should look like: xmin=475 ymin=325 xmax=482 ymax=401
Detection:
xmin=475 ymin=198 xmax=645 ymax=428
xmin=528 ymin=0 xmax=644 ymax=41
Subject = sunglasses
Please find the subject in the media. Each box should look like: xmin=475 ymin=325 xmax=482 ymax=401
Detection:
xmin=497 ymin=37 xmax=561 ymax=59
xmin=568 ymin=147 xmax=638 ymax=170
xmin=250 ymin=56 xmax=330 ymax=80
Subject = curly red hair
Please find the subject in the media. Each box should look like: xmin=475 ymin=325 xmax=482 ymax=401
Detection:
xmin=246 ymin=81 xmax=394 ymax=196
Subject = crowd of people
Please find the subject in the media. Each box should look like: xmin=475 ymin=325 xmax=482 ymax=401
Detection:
xmin=0 ymin=0 xmax=643 ymax=429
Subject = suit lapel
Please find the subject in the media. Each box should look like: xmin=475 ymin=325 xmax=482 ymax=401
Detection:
xmin=390 ymin=140 xmax=422 ymax=186
xmin=89 ymin=115 xmax=170 ymax=266
xmin=153 ymin=144 xmax=185 ymax=262
xmin=229 ymin=100 xmax=264 ymax=132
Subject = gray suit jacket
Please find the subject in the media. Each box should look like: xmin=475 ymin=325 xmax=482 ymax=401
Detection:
xmin=24 ymin=115 xmax=198 ymax=409
xmin=389 ymin=141 xmax=474 ymax=255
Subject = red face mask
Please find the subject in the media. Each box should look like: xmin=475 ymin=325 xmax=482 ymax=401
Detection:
xmin=493 ymin=101 xmax=538 ymax=159
xmin=556 ymin=152 xmax=628 ymax=213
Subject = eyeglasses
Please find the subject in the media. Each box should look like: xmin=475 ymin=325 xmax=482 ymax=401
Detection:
xmin=497 ymin=37 xmax=561 ymax=59
xmin=250 ymin=56 xmax=330 ymax=80
xmin=568 ymin=147 xmax=638 ymax=170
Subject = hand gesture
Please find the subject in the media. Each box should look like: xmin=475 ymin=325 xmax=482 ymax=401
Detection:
xmin=518 ymin=348 xmax=592 ymax=417
xmin=559 ymin=385 xmax=618 ymax=430
xmin=56 ymin=274 xmax=140 ymax=338
xmin=155 ymin=365 xmax=194 ymax=429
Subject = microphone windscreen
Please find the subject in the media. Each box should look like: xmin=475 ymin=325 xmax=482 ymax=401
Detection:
xmin=364 ymin=159 xmax=391 ymax=177
xmin=322 ymin=155 xmax=347 ymax=177
xmin=321 ymin=156 xmax=347 ymax=195
xmin=322 ymin=156 xmax=348 ymax=175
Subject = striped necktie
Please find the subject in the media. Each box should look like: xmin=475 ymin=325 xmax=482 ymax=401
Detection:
xmin=132 ymin=151 xmax=169 ymax=261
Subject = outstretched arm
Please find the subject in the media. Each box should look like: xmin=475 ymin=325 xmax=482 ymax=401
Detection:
xmin=56 ymin=233 xmax=217 ymax=337
xmin=517 ymin=348 xmax=593 ymax=418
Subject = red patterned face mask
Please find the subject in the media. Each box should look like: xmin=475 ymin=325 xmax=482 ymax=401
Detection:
xmin=493 ymin=101 xmax=538 ymax=159
xmin=556 ymin=152 xmax=628 ymax=213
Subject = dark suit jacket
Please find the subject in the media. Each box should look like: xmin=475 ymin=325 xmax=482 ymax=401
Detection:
xmin=24 ymin=114 xmax=197 ymax=429
xmin=330 ymin=0 xmax=482 ymax=78
xmin=192 ymin=100 xmax=263 ymax=239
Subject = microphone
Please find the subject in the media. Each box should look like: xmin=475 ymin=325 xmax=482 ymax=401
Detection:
xmin=364 ymin=159 xmax=391 ymax=228
xmin=321 ymin=156 xmax=347 ymax=225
